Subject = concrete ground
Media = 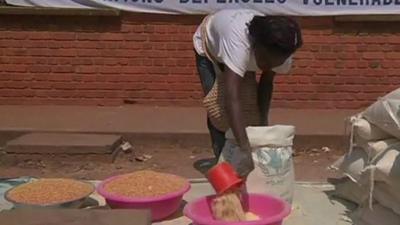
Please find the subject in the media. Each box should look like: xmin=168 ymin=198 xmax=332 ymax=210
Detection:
xmin=0 ymin=105 xmax=356 ymax=182
xmin=0 ymin=178 xmax=357 ymax=225
xmin=157 ymin=182 xmax=357 ymax=225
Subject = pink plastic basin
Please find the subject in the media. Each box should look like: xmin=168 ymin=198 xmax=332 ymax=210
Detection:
xmin=97 ymin=175 xmax=191 ymax=222
xmin=184 ymin=193 xmax=291 ymax=225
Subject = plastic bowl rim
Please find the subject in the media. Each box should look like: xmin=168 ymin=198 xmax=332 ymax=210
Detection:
xmin=5 ymin=179 xmax=95 ymax=207
xmin=183 ymin=193 xmax=291 ymax=225
xmin=97 ymin=173 xmax=191 ymax=203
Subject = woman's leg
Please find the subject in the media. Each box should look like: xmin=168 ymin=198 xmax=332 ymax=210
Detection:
xmin=195 ymin=52 xmax=226 ymax=158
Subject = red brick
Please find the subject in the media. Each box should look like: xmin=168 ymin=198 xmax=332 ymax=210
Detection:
xmin=340 ymin=35 xmax=362 ymax=44
xmin=52 ymin=82 xmax=77 ymax=90
xmin=144 ymin=25 xmax=155 ymax=33
xmin=387 ymin=36 xmax=400 ymax=44
xmin=363 ymin=52 xmax=384 ymax=59
xmin=5 ymin=81 xmax=29 ymax=89
xmin=0 ymin=89 xmax=34 ymax=97
xmin=99 ymin=66 xmax=123 ymax=74
xmin=28 ymin=32 xmax=52 ymax=40
xmin=27 ymin=48 xmax=51 ymax=56
xmin=385 ymin=52 xmax=400 ymax=59
xmin=316 ymin=69 xmax=339 ymax=75
xmin=339 ymin=53 xmax=362 ymax=60
xmin=0 ymin=32 xmax=29 ymax=40
xmin=31 ymin=82 xmax=52 ymax=90
xmin=49 ymin=74 xmax=73 ymax=81
xmin=124 ymin=34 xmax=148 ymax=41
xmin=52 ymin=32 xmax=76 ymax=41
xmin=357 ymin=61 xmax=369 ymax=68
xmin=132 ymin=25 xmax=145 ymax=33
xmin=99 ymin=33 xmax=124 ymax=41
xmin=383 ymin=62 xmax=400 ymax=69
xmin=29 ymin=65 xmax=51 ymax=73
xmin=2 ymin=65 xmax=28 ymax=72
xmin=3 ymin=48 xmax=27 ymax=56
xmin=56 ymin=49 xmax=76 ymax=57
xmin=75 ymin=41 xmax=99 ymax=49
xmin=315 ymin=53 xmax=337 ymax=60
xmin=71 ymin=58 xmax=93 ymax=65
xmin=76 ymin=33 xmax=99 ymax=41
xmin=47 ymin=57 xmax=71 ymax=65
xmin=121 ymin=66 xmax=147 ymax=74
xmin=76 ymin=66 xmax=99 ymax=74
xmin=77 ymin=49 xmax=99 ymax=57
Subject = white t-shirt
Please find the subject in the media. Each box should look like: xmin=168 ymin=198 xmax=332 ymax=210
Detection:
xmin=193 ymin=9 xmax=263 ymax=77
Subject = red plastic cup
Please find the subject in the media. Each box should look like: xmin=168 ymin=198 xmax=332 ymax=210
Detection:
xmin=207 ymin=162 xmax=243 ymax=195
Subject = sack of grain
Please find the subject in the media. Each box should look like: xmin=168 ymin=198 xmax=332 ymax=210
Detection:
xmin=363 ymin=99 xmax=400 ymax=140
xmin=370 ymin=148 xmax=400 ymax=188
xmin=355 ymin=204 xmax=400 ymax=225
xmin=333 ymin=179 xmax=369 ymax=205
xmin=219 ymin=125 xmax=295 ymax=204
xmin=331 ymin=147 xmax=369 ymax=182
xmin=374 ymin=182 xmax=400 ymax=215
xmin=363 ymin=139 xmax=400 ymax=160
xmin=381 ymin=87 xmax=400 ymax=99
xmin=352 ymin=117 xmax=392 ymax=142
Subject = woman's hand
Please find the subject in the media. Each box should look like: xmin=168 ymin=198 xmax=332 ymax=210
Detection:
xmin=235 ymin=148 xmax=255 ymax=178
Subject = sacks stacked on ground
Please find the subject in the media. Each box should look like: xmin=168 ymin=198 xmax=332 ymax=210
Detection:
xmin=331 ymin=88 xmax=400 ymax=224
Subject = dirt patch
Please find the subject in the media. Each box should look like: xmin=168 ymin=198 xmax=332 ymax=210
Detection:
xmin=0 ymin=133 xmax=345 ymax=182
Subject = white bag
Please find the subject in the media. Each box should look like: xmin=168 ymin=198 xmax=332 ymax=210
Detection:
xmin=333 ymin=179 xmax=369 ymax=205
xmin=363 ymin=139 xmax=400 ymax=160
xmin=353 ymin=117 xmax=392 ymax=141
xmin=374 ymin=182 xmax=400 ymax=216
xmin=331 ymin=147 xmax=369 ymax=182
xmin=363 ymin=99 xmax=400 ymax=139
xmin=355 ymin=204 xmax=400 ymax=225
xmin=371 ymin=148 xmax=400 ymax=188
xmin=382 ymin=87 xmax=400 ymax=99
xmin=220 ymin=125 xmax=295 ymax=204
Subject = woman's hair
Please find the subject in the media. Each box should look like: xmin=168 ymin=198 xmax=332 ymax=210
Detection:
xmin=248 ymin=16 xmax=303 ymax=56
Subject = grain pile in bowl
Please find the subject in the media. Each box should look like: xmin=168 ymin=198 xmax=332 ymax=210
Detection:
xmin=104 ymin=170 xmax=187 ymax=198
xmin=212 ymin=191 xmax=260 ymax=222
xmin=7 ymin=178 xmax=93 ymax=205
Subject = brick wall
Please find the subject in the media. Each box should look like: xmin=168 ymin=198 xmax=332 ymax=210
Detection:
xmin=0 ymin=13 xmax=399 ymax=109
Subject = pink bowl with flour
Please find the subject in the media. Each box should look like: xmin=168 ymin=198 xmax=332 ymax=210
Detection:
xmin=97 ymin=174 xmax=191 ymax=222
xmin=184 ymin=193 xmax=291 ymax=225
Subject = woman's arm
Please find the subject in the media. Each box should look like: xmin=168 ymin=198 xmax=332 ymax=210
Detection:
xmin=258 ymin=70 xmax=275 ymax=126
xmin=224 ymin=68 xmax=254 ymax=177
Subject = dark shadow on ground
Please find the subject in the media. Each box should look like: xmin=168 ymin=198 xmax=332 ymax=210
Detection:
xmin=193 ymin=158 xmax=216 ymax=175
xmin=163 ymin=200 xmax=188 ymax=221
xmin=325 ymin=177 xmax=360 ymax=224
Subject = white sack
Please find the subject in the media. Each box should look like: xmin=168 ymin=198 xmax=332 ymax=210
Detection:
xmin=353 ymin=117 xmax=392 ymax=141
xmin=371 ymin=148 xmax=400 ymax=188
xmin=331 ymin=147 xmax=369 ymax=182
xmin=333 ymin=179 xmax=369 ymax=205
xmin=355 ymin=204 xmax=400 ymax=225
xmin=220 ymin=125 xmax=295 ymax=204
xmin=374 ymin=182 xmax=400 ymax=216
xmin=382 ymin=87 xmax=400 ymax=99
xmin=361 ymin=139 xmax=400 ymax=160
xmin=363 ymin=99 xmax=400 ymax=140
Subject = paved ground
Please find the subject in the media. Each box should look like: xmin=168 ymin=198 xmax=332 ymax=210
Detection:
xmin=0 ymin=179 xmax=358 ymax=225
xmin=156 ymin=182 xmax=357 ymax=225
